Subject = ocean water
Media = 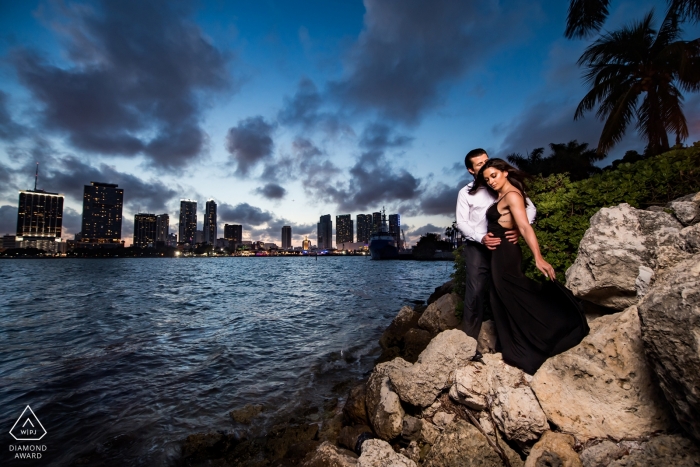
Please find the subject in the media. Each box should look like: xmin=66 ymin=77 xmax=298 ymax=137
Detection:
xmin=0 ymin=257 xmax=452 ymax=465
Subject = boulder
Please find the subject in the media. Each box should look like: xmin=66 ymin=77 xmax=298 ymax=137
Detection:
xmin=680 ymin=223 xmax=700 ymax=253
xmin=607 ymin=434 xmax=700 ymax=467
xmin=420 ymin=422 xmax=441 ymax=445
xmin=531 ymin=306 xmax=673 ymax=441
xmin=418 ymin=293 xmax=462 ymax=334
xmin=565 ymin=203 xmax=683 ymax=310
xmin=402 ymin=328 xmax=433 ymax=363
xmin=491 ymin=386 xmax=548 ymax=444
xmin=422 ymin=419 xmax=524 ymax=467
xmin=302 ymin=441 xmax=358 ymax=467
xmin=388 ymin=330 xmax=477 ymax=407
xmin=638 ymin=254 xmax=700 ymax=441
xmin=365 ymin=359 xmax=411 ymax=440
xmin=477 ymin=320 xmax=498 ymax=354
xmin=427 ymin=280 xmax=454 ymax=305
xmin=399 ymin=441 xmax=421 ymax=464
xmin=358 ymin=439 xmax=417 ymax=467
xmin=525 ymin=431 xmax=582 ymax=467
xmin=401 ymin=415 xmax=422 ymax=441
xmin=579 ymin=440 xmax=629 ymax=467
xmin=230 ymin=403 xmax=264 ymax=424
xmin=668 ymin=200 xmax=700 ymax=226
xmin=338 ymin=425 xmax=372 ymax=453
xmin=343 ymin=383 xmax=369 ymax=426
xmin=379 ymin=306 xmax=421 ymax=350
xmin=432 ymin=411 xmax=455 ymax=429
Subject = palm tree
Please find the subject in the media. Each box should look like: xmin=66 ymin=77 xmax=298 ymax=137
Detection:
xmin=566 ymin=0 xmax=700 ymax=38
xmin=575 ymin=10 xmax=700 ymax=156
xmin=508 ymin=141 xmax=605 ymax=180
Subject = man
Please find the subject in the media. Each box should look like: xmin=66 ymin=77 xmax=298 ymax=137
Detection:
xmin=455 ymin=148 xmax=536 ymax=353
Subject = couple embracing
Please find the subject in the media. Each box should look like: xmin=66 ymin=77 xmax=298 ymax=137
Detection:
xmin=455 ymin=148 xmax=588 ymax=375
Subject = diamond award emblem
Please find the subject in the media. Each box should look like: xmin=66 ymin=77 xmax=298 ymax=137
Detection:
xmin=9 ymin=406 xmax=47 ymax=441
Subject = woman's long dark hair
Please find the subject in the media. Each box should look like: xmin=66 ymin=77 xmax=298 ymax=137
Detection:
xmin=469 ymin=158 xmax=531 ymax=205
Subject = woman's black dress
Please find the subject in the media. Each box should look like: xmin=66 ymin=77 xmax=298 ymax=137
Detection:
xmin=486 ymin=201 xmax=589 ymax=375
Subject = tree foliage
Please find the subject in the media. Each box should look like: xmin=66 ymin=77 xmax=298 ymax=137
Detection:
xmin=507 ymin=140 xmax=605 ymax=181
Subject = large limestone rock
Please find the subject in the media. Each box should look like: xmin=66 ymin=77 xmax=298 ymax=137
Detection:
xmin=477 ymin=320 xmax=498 ymax=354
xmin=343 ymin=383 xmax=369 ymax=426
xmin=379 ymin=306 xmax=421 ymax=350
xmin=422 ymin=419 xmax=524 ymax=467
xmin=491 ymin=386 xmax=548 ymax=444
xmin=388 ymin=330 xmax=477 ymax=407
xmin=606 ymin=434 xmax=700 ymax=467
xmin=668 ymin=198 xmax=700 ymax=226
xmin=638 ymin=254 xmax=700 ymax=441
xmin=365 ymin=359 xmax=411 ymax=440
xmin=531 ymin=306 xmax=673 ymax=441
xmin=680 ymin=223 xmax=700 ymax=253
xmin=302 ymin=441 xmax=358 ymax=467
xmin=525 ymin=431 xmax=582 ymax=467
xmin=358 ymin=439 xmax=417 ymax=467
xmin=417 ymin=293 xmax=461 ymax=334
xmin=565 ymin=203 xmax=683 ymax=310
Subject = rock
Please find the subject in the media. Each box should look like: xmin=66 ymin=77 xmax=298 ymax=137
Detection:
xmin=358 ymin=439 xmax=417 ymax=467
xmin=427 ymin=280 xmax=454 ymax=305
xmin=343 ymin=383 xmax=369 ymax=426
xmin=379 ymin=306 xmax=421 ymax=350
xmin=492 ymin=386 xmax=548 ymax=444
xmin=565 ymin=204 xmax=683 ymax=310
xmin=338 ymin=425 xmax=373 ymax=453
xmin=477 ymin=320 xmax=498 ymax=354
xmin=579 ymin=440 xmax=629 ymax=467
xmin=302 ymin=441 xmax=358 ymax=467
xmin=531 ymin=306 xmax=673 ymax=441
xmin=680 ymin=223 xmax=700 ymax=253
xmin=478 ymin=412 xmax=496 ymax=436
xmin=401 ymin=415 xmax=422 ymax=441
xmin=319 ymin=413 xmax=344 ymax=444
xmin=181 ymin=431 xmax=240 ymax=463
xmin=418 ymin=293 xmax=462 ymax=334
xmin=668 ymin=200 xmax=700 ymax=226
xmin=422 ymin=400 xmax=442 ymax=419
xmin=230 ymin=403 xmax=264 ymax=424
xmin=265 ymin=423 xmax=320 ymax=461
xmin=399 ymin=441 xmax=421 ymax=464
xmin=525 ymin=431 xmax=582 ymax=467
xmin=607 ymin=434 xmax=700 ymax=467
xmin=389 ymin=330 xmax=477 ymax=407
xmin=638 ymin=254 xmax=700 ymax=441
xmin=420 ymin=422 xmax=441 ymax=445
xmin=285 ymin=440 xmax=323 ymax=464
xmin=402 ymin=328 xmax=433 ymax=363
xmin=365 ymin=358 xmax=411 ymax=440
xmin=635 ymin=266 xmax=654 ymax=298
xmin=432 ymin=411 xmax=455 ymax=429
xmin=653 ymin=245 xmax=691 ymax=275
xmin=422 ymin=419 xmax=524 ymax=467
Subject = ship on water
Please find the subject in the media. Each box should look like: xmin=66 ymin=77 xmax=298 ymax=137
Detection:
xmin=369 ymin=208 xmax=399 ymax=260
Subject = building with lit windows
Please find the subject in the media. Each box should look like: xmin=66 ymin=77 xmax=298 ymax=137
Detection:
xmin=302 ymin=236 xmax=311 ymax=251
xmin=81 ymin=182 xmax=123 ymax=246
xmin=224 ymin=224 xmax=242 ymax=243
xmin=133 ymin=213 xmax=157 ymax=248
xmin=156 ymin=214 xmax=169 ymax=244
xmin=317 ymin=214 xmax=332 ymax=250
xmin=281 ymin=225 xmax=292 ymax=249
xmin=16 ymin=189 xmax=64 ymax=251
xmin=372 ymin=212 xmax=381 ymax=233
xmin=204 ymin=199 xmax=217 ymax=245
xmin=389 ymin=214 xmax=401 ymax=249
xmin=356 ymin=214 xmax=371 ymax=243
xmin=336 ymin=214 xmax=353 ymax=246
xmin=179 ymin=199 xmax=197 ymax=245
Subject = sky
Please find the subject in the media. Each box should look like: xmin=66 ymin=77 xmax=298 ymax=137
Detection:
xmin=0 ymin=0 xmax=698 ymax=247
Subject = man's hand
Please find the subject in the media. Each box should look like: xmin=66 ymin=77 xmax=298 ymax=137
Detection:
xmin=504 ymin=229 xmax=521 ymax=244
xmin=481 ymin=233 xmax=501 ymax=250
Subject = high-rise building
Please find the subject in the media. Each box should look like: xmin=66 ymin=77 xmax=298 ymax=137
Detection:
xmin=302 ymin=236 xmax=311 ymax=251
xmin=389 ymin=214 xmax=401 ymax=248
xmin=156 ymin=214 xmax=169 ymax=243
xmin=224 ymin=224 xmax=242 ymax=243
xmin=179 ymin=199 xmax=197 ymax=245
xmin=204 ymin=199 xmax=217 ymax=245
xmin=281 ymin=225 xmax=292 ymax=249
xmin=166 ymin=233 xmax=178 ymax=247
xmin=81 ymin=182 xmax=123 ymax=245
xmin=356 ymin=214 xmax=372 ymax=243
xmin=317 ymin=214 xmax=332 ymax=250
xmin=372 ymin=212 xmax=381 ymax=233
xmin=16 ymin=189 xmax=64 ymax=251
xmin=133 ymin=213 xmax=157 ymax=248
xmin=336 ymin=214 xmax=353 ymax=246
xmin=195 ymin=230 xmax=204 ymax=244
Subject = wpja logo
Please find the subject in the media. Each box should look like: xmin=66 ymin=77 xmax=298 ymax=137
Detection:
xmin=8 ymin=406 xmax=47 ymax=460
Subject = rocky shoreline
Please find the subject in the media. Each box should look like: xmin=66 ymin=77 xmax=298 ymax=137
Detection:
xmin=179 ymin=192 xmax=700 ymax=466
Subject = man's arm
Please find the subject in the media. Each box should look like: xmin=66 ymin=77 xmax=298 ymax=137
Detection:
xmin=455 ymin=189 xmax=481 ymax=243
xmin=525 ymin=197 xmax=537 ymax=224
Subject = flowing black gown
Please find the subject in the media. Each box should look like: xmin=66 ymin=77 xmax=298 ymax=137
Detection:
xmin=486 ymin=201 xmax=589 ymax=375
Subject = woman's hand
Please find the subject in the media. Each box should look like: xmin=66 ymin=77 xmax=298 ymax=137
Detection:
xmin=535 ymin=258 xmax=556 ymax=281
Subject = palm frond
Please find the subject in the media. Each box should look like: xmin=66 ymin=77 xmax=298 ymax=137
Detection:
xmin=565 ymin=0 xmax=611 ymax=39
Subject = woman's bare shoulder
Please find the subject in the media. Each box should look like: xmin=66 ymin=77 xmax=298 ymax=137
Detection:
xmin=503 ymin=190 xmax=525 ymax=207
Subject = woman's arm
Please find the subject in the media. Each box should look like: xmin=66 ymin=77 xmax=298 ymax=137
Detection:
xmin=504 ymin=192 xmax=556 ymax=280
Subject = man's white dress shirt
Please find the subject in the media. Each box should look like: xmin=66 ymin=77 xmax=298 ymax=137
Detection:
xmin=455 ymin=182 xmax=537 ymax=243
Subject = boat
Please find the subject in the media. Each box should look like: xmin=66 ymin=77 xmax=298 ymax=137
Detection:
xmin=369 ymin=208 xmax=399 ymax=260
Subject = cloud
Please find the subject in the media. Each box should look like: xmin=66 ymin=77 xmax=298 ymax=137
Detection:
xmin=409 ymin=223 xmax=447 ymax=237
xmin=418 ymin=178 xmax=469 ymax=216
xmin=277 ymin=77 xmax=353 ymax=136
xmin=0 ymin=205 xmax=18 ymax=235
xmin=9 ymin=0 xmax=232 ymax=170
xmin=218 ymin=202 xmax=274 ymax=226
xmin=254 ymin=183 xmax=287 ymax=200
xmin=0 ymin=91 xmax=26 ymax=141
xmin=61 ymin=207 xmax=82 ymax=237
xmin=225 ymin=116 xmax=276 ymax=176
xmin=329 ymin=0 xmax=535 ymax=124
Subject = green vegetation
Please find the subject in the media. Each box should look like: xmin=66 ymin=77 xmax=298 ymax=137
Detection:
xmin=453 ymin=143 xmax=700 ymax=284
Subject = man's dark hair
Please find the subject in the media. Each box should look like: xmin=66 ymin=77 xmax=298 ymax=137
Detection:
xmin=465 ymin=148 xmax=488 ymax=170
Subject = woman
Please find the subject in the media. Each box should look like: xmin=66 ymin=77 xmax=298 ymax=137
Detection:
xmin=470 ymin=158 xmax=588 ymax=374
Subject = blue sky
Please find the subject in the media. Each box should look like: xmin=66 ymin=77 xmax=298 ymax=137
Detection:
xmin=0 ymin=0 xmax=698 ymax=246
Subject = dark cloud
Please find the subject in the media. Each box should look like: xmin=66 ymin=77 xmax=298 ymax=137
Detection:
xmin=359 ymin=122 xmax=414 ymax=152
xmin=61 ymin=207 xmax=82 ymax=237
xmin=0 ymin=205 xmax=18 ymax=235
xmin=225 ymin=116 xmax=276 ymax=176
xmin=277 ymin=77 xmax=353 ymax=136
xmin=329 ymin=0 xmax=533 ymax=124
xmin=10 ymin=0 xmax=231 ymax=170
xmin=254 ymin=183 xmax=287 ymax=200
xmin=418 ymin=179 xmax=470 ymax=216
xmin=0 ymin=91 xmax=26 ymax=141
xmin=218 ymin=202 xmax=274 ymax=226
xmin=409 ymin=223 xmax=448 ymax=237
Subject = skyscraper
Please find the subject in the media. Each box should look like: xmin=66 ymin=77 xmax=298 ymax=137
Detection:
xmin=81 ymin=182 xmax=123 ymax=244
xmin=317 ymin=214 xmax=332 ymax=250
xmin=16 ymin=189 xmax=64 ymax=251
xmin=356 ymin=214 xmax=372 ymax=243
xmin=389 ymin=214 xmax=401 ymax=248
xmin=204 ymin=199 xmax=217 ymax=244
xmin=336 ymin=214 xmax=353 ymax=245
xmin=281 ymin=225 xmax=292 ymax=249
xmin=133 ymin=213 xmax=157 ymax=248
xmin=224 ymin=224 xmax=242 ymax=243
xmin=372 ymin=212 xmax=381 ymax=233
xmin=156 ymin=214 xmax=169 ymax=243
xmin=302 ymin=236 xmax=311 ymax=250
xmin=179 ymin=199 xmax=197 ymax=245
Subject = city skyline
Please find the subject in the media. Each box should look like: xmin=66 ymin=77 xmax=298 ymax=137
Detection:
xmin=0 ymin=1 xmax=698 ymax=248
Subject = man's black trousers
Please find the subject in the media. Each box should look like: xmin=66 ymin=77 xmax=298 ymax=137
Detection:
xmin=460 ymin=240 xmax=491 ymax=339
